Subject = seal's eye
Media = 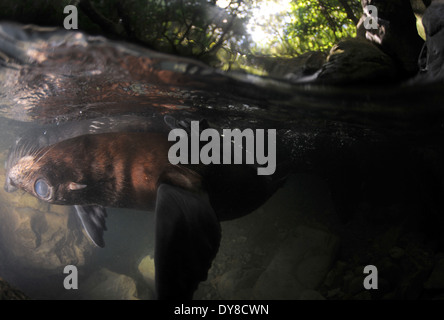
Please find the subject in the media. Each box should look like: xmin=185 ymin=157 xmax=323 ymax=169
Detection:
xmin=35 ymin=179 xmax=51 ymax=200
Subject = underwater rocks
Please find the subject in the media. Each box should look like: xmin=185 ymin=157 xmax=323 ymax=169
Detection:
xmin=317 ymin=0 xmax=425 ymax=84
xmin=248 ymin=52 xmax=327 ymax=81
xmin=193 ymin=170 xmax=444 ymax=300
xmin=318 ymin=221 xmax=443 ymax=300
xmin=81 ymin=268 xmax=138 ymax=300
xmin=68 ymin=256 xmax=157 ymax=300
xmin=217 ymin=267 xmax=263 ymax=300
xmin=193 ymin=174 xmax=340 ymax=300
xmin=195 ymin=223 xmax=339 ymax=300
xmin=357 ymin=0 xmax=424 ymax=77
xmin=138 ymin=254 xmax=156 ymax=298
xmin=0 ymin=153 xmax=93 ymax=281
xmin=316 ymin=38 xmax=399 ymax=84
xmin=0 ymin=195 xmax=93 ymax=271
xmin=0 ymin=277 xmax=29 ymax=300
xmin=253 ymin=227 xmax=338 ymax=299
xmin=416 ymin=1 xmax=444 ymax=81
xmin=424 ymin=257 xmax=444 ymax=290
xmin=138 ymin=255 xmax=155 ymax=284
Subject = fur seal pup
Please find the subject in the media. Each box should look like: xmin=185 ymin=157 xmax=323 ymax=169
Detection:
xmin=4 ymin=115 xmax=168 ymax=193
xmin=6 ymin=119 xmax=287 ymax=300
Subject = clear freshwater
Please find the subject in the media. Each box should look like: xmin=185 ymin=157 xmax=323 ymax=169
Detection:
xmin=0 ymin=22 xmax=443 ymax=300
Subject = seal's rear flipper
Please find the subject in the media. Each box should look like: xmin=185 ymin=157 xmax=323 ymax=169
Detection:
xmin=154 ymin=183 xmax=221 ymax=300
xmin=74 ymin=205 xmax=107 ymax=248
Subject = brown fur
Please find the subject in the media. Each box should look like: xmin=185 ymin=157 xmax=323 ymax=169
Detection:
xmin=9 ymin=132 xmax=202 ymax=210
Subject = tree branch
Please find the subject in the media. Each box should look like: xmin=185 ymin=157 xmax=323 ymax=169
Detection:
xmin=78 ymin=0 xmax=125 ymax=36
xmin=338 ymin=0 xmax=359 ymax=25
xmin=317 ymin=0 xmax=339 ymax=40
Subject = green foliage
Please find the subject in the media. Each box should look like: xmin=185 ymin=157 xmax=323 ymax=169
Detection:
xmin=283 ymin=0 xmax=362 ymax=56
xmin=0 ymin=0 xmax=363 ymax=70
xmin=116 ymin=0 xmax=252 ymax=66
xmin=235 ymin=0 xmax=362 ymax=75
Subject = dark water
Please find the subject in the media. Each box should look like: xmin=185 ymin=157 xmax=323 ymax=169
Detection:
xmin=0 ymin=22 xmax=444 ymax=300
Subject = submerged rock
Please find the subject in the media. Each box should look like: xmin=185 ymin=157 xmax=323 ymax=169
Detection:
xmin=217 ymin=267 xmax=262 ymax=300
xmin=416 ymin=1 xmax=444 ymax=81
xmin=138 ymin=254 xmax=155 ymax=287
xmin=0 ymin=158 xmax=93 ymax=273
xmin=357 ymin=0 xmax=424 ymax=77
xmin=424 ymin=258 xmax=444 ymax=289
xmin=317 ymin=0 xmax=425 ymax=85
xmin=81 ymin=268 xmax=138 ymax=300
xmin=253 ymin=226 xmax=339 ymax=299
xmin=316 ymin=38 xmax=398 ymax=84
xmin=0 ymin=277 xmax=29 ymax=300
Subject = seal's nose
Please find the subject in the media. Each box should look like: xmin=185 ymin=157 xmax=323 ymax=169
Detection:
xmin=4 ymin=176 xmax=18 ymax=193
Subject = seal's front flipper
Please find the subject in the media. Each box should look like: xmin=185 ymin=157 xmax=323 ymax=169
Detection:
xmin=74 ymin=205 xmax=107 ymax=248
xmin=154 ymin=183 xmax=221 ymax=300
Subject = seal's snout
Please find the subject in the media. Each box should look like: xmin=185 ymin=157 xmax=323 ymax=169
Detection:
xmin=4 ymin=175 xmax=18 ymax=193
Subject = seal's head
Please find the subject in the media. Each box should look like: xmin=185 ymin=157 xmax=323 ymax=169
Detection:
xmin=4 ymin=136 xmax=43 ymax=193
xmin=7 ymin=143 xmax=88 ymax=205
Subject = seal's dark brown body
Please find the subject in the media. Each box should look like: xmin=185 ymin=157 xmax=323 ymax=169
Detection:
xmin=48 ymin=132 xmax=172 ymax=210
xmin=7 ymin=130 xmax=286 ymax=300
xmin=10 ymin=132 xmax=206 ymax=210
xmin=10 ymin=131 xmax=280 ymax=221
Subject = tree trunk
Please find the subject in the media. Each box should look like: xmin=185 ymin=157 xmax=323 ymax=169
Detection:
xmin=338 ymin=0 xmax=360 ymax=24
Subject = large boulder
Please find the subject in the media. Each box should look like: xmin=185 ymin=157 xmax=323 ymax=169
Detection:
xmin=357 ymin=0 xmax=424 ymax=77
xmin=317 ymin=0 xmax=425 ymax=84
xmin=317 ymin=38 xmax=399 ymax=84
xmin=416 ymin=0 xmax=444 ymax=81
